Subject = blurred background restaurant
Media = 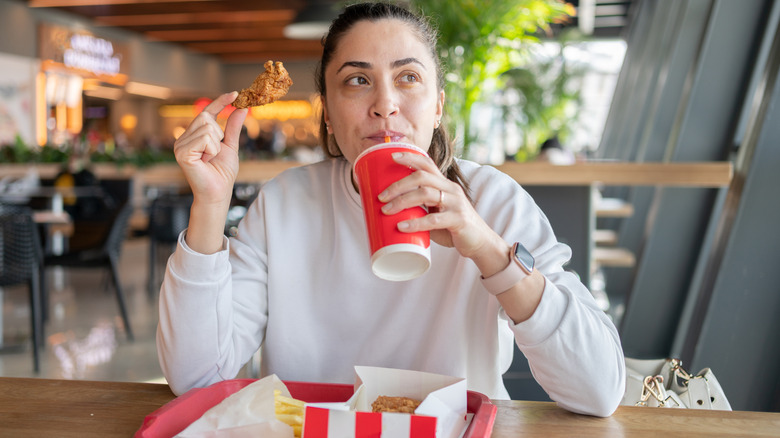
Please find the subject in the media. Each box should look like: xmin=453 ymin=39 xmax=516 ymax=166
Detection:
xmin=0 ymin=0 xmax=778 ymax=413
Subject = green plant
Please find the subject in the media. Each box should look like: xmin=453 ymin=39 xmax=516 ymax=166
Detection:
xmin=0 ymin=135 xmax=176 ymax=167
xmin=0 ymin=136 xmax=65 ymax=164
xmin=410 ymin=0 xmax=574 ymax=158
xmin=1 ymin=135 xmax=35 ymax=163
xmin=37 ymin=144 xmax=71 ymax=164
xmin=500 ymin=29 xmax=586 ymax=161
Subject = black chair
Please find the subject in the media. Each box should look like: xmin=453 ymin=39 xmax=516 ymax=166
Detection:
xmin=60 ymin=178 xmax=131 ymax=253
xmin=147 ymin=193 xmax=192 ymax=297
xmin=0 ymin=204 xmax=44 ymax=372
xmin=44 ymin=202 xmax=135 ymax=341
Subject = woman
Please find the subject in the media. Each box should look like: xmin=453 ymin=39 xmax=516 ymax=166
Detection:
xmin=158 ymin=2 xmax=625 ymax=417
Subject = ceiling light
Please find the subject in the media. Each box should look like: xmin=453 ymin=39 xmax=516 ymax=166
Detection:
xmin=283 ymin=1 xmax=340 ymax=40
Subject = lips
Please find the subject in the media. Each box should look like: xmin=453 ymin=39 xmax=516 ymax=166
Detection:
xmin=367 ymin=130 xmax=404 ymax=143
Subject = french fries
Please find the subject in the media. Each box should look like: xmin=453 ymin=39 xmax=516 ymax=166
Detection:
xmin=274 ymin=389 xmax=305 ymax=437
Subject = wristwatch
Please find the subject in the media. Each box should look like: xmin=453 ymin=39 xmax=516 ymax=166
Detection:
xmin=480 ymin=242 xmax=535 ymax=296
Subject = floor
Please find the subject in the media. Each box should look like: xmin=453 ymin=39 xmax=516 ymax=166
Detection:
xmin=0 ymin=236 xmax=254 ymax=384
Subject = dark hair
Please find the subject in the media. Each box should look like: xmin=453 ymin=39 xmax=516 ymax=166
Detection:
xmin=315 ymin=2 xmax=471 ymax=197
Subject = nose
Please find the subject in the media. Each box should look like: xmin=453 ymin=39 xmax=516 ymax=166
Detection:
xmin=370 ymin=82 xmax=399 ymax=118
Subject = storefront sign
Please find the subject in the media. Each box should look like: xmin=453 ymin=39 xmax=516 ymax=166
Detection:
xmin=64 ymin=33 xmax=121 ymax=76
xmin=39 ymin=24 xmax=128 ymax=82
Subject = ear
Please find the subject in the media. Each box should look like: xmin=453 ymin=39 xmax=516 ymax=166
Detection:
xmin=320 ymin=95 xmax=332 ymax=133
xmin=435 ymin=89 xmax=445 ymax=124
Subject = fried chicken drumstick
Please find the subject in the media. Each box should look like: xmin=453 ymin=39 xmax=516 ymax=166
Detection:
xmin=233 ymin=60 xmax=293 ymax=109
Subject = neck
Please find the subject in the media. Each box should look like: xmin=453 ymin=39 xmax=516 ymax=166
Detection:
xmin=350 ymin=168 xmax=360 ymax=193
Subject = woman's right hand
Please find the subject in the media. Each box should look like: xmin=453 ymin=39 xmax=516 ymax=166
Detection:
xmin=173 ymin=92 xmax=248 ymax=254
xmin=174 ymin=92 xmax=248 ymax=205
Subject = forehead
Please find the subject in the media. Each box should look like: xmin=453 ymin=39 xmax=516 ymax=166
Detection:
xmin=330 ymin=18 xmax=433 ymax=67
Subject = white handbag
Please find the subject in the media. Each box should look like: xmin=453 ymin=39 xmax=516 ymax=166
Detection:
xmin=621 ymin=357 xmax=732 ymax=410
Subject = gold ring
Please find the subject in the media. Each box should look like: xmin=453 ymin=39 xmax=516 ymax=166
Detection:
xmin=439 ymin=190 xmax=444 ymax=205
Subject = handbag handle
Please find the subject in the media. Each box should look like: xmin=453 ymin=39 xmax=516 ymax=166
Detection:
xmin=637 ymin=375 xmax=684 ymax=408
xmin=670 ymin=358 xmax=693 ymax=381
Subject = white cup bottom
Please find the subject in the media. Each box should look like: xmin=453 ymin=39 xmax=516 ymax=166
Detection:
xmin=371 ymin=243 xmax=431 ymax=281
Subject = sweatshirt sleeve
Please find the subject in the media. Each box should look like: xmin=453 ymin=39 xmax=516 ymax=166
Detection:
xmin=470 ymin=163 xmax=625 ymax=416
xmin=506 ymin=242 xmax=625 ymax=417
xmin=156 ymin=219 xmax=270 ymax=395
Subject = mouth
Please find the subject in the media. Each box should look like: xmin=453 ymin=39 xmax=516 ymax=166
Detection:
xmin=367 ymin=130 xmax=404 ymax=144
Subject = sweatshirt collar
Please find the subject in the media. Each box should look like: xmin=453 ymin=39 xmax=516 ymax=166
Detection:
xmin=341 ymin=158 xmax=363 ymax=209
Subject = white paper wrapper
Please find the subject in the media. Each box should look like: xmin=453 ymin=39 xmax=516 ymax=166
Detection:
xmin=305 ymin=366 xmax=468 ymax=438
xmin=176 ymin=375 xmax=295 ymax=438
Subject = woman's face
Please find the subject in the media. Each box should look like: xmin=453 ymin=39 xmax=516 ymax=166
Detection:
xmin=322 ymin=18 xmax=444 ymax=164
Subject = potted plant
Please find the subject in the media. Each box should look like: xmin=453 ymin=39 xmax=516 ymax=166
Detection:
xmin=410 ymin=0 xmax=574 ymax=158
xmin=499 ymin=28 xmax=586 ymax=161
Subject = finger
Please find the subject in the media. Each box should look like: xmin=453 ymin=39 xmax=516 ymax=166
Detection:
xmin=179 ymin=109 xmax=224 ymax=142
xmin=175 ymin=135 xmax=222 ymax=168
xmin=194 ymin=124 xmax=224 ymax=158
xmin=381 ymin=186 xmax=441 ymax=215
xmin=175 ymin=136 xmax=219 ymax=164
xmin=378 ymin=168 xmax=444 ymax=204
xmin=177 ymin=111 xmax=209 ymax=141
xmin=392 ymin=151 xmax=439 ymax=173
xmin=397 ymin=210 xmax=450 ymax=233
xmin=202 ymin=139 xmax=221 ymax=159
xmin=202 ymin=91 xmax=239 ymax=118
xmin=175 ymin=123 xmax=222 ymax=154
xmin=223 ymin=108 xmax=249 ymax=151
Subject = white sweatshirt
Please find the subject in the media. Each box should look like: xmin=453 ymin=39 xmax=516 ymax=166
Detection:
xmin=157 ymin=158 xmax=625 ymax=417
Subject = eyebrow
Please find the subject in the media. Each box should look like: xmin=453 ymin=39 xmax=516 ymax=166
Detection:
xmin=336 ymin=57 xmax=426 ymax=74
xmin=337 ymin=61 xmax=370 ymax=73
xmin=393 ymin=57 xmax=426 ymax=69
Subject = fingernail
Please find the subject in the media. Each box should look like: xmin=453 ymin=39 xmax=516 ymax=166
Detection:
xmin=392 ymin=152 xmax=404 ymax=159
xmin=397 ymin=221 xmax=410 ymax=230
xmin=378 ymin=191 xmax=388 ymax=202
xmin=381 ymin=202 xmax=392 ymax=213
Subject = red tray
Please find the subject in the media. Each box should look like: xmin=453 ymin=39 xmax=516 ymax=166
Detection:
xmin=135 ymin=379 xmax=496 ymax=438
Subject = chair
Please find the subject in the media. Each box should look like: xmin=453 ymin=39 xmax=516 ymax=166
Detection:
xmin=0 ymin=204 xmax=44 ymax=372
xmin=44 ymin=202 xmax=135 ymax=341
xmin=147 ymin=193 xmax=192 ymax=297
xmin=60 ymin=178 xmax=132 ymax=253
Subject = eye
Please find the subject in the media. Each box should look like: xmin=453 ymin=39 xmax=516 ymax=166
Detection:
xmin=397 ymin=72 xmax=420 ymax=85
xmin=345 ymin=76 xmax=369 ymax=86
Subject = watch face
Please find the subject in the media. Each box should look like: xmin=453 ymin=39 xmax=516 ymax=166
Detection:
xmin=513 ymin=242 xmax=535 ymax=274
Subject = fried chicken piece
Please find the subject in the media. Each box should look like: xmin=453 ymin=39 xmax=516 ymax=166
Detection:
xmin=233 ymin=60 xmax=293 ymax=109
xmin=371 ymin=396 xmax=422 ymax=413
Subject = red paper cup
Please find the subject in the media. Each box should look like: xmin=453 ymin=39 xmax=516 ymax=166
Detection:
xmin=354 ymin=143 xmax=431 ymax=281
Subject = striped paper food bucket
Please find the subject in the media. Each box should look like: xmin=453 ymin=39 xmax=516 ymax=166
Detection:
xmin=303 ymin=406 xmax=437 ymax=438
xmin=299 ymin=366 xmax=468 ymax=438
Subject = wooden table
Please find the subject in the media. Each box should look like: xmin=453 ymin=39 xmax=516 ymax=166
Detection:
xmin=491 ymin=399 xmax=780 ymax=437
xmin=0 ymin=378 xmax=174 ymax=437
xmin=1 ymin=377 xmax=778 ymax=437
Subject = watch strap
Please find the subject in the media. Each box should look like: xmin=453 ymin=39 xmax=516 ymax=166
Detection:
xmin=480 ymin=243 xmax=533 ymax=296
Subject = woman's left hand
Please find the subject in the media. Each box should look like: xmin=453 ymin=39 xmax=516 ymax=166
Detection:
xmin=380 ymin=151 xmax=546 ymax=322
xmin=377 ymin=151 xmax=499 ymax=260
